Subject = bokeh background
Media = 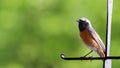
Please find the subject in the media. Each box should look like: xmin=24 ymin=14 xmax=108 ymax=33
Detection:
xmin=0 ymin=0 xmax=120 ymax=68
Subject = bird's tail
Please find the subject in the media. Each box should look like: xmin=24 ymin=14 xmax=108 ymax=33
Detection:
xmin=97 ymin=49 xmax=105 ymax=62
xmin=97 ymin=45 xmax=105 ymax=57
xmin=98 ymin=50 xmax=105 ymax=57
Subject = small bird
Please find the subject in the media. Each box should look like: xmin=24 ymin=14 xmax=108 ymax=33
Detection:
xmin=77 ymin=18 xmax=105 ymax=57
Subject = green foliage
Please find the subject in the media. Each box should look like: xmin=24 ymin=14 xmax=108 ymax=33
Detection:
xmin=0 ymin=0 xmax=120 ymax=68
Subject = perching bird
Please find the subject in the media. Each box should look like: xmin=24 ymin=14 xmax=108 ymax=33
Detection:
xmin=77 ymin=18 xmax=105 ymax=57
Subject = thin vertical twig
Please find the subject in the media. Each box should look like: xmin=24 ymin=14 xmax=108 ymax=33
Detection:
xmin=104 ymin=0 xmax=113 ymax=68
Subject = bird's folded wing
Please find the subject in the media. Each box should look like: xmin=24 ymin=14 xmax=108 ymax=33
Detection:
xmin=87 ymin=27 xmax=105 ymax=51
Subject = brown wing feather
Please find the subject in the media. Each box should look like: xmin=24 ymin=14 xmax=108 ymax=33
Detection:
xmin=87 ymin=27 xmax=105 ymax=57
xmin=88 ymin=27 xmax=105 ymax=49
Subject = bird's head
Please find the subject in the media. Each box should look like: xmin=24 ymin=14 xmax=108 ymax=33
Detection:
xmin=77 ymin=17 xmax=91 ymax=31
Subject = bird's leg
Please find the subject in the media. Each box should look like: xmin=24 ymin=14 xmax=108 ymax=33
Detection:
xmin=83 ymin=50 xmax=93 ymax=57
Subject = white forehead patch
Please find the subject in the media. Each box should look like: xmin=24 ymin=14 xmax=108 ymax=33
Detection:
xmin=80 ymin=17 xmax=91 ymax=24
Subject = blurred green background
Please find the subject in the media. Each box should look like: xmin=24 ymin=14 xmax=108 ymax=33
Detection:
xmin=0 ymin=0 xmax=120 ymax=68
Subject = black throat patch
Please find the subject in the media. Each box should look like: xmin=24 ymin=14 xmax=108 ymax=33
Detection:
xmin=78 ymin=23 xmax=86 ymax=32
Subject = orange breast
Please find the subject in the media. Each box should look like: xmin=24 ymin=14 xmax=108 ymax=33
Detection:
xmin=80 ymin=29 xmax=105 ymax=57
xmin=80 ymin=29 xmax=96 ymax=47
